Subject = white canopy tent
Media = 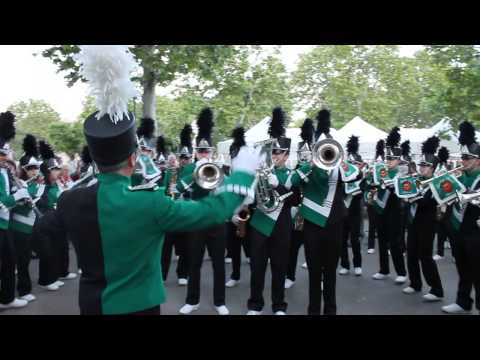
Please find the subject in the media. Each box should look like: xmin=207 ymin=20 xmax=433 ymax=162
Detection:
xmin=217 ymin=116 xmax=474 ymax=165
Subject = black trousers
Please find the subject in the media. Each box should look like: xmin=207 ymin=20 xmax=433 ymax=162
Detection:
xmin=226 ymin=221 xmax=250 ymax=281
xmin=0 ymin=229 xmax=16 ymax=304
xmin=406 ymin=220 xmax=444 ymax=297
xmin=247 ymin=223 xmax=291 ymax=313
xmin=12 ymin=230 xmax=33 ymax=297
xmin=186 ymin=224 xmax=226 ymax=306
xmin=287 ymin=229 xmax=304 ymax=282
xmin=34 ymin=212 xmax=59 ymax=286
xmin=367 ymin=204 xmax=377 ymax=249
xmin=436 ymin=220 xmax=450 ymax=257
xmin=303 ymin=219 xmax=343 ymax=315
xmin=340 ymin=208 xmax=362 ymax=269
xmin=450 ymin=227 xmax=480 ymax=311
xmin=374 ymin=209 xmax=407 ymax=276
xmin=161 ymin=232 xmax=189 ymax=281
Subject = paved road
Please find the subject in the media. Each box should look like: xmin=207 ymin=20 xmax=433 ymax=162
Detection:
xmin=1 ymin=239 xmax=468 ymax=315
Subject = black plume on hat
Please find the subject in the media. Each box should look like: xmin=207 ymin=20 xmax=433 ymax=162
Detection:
xmin=401 ymin=140 xmax=411 ymax=158
xmin=346 ymin=135 xmax=359 ymax=155
xmin=438 ymin=146 xmax=449 ymax=164
xmin=180 ymin=124 xmax=193 ymax=148
xmin=22 ymin=134 xmax=39 ymax=158
xmin=39 ymin=140 xmax=55 ymax=160
xmin=315 ymin=109 xmax=331 ymax=140
xmin=137 ymin=117 xmax=155 ymax=139
xmin=421 ymin=136 xmax=440 ymax=155
xmin=268 ymin=107 xmax=286 ymax=139
xmin=81 ymin=145 xmax=92 ymax=165
xmin=229 ymin=126 xmax=246 ymax=159
xmin=386 ymin=127 xmax=401 ymax=148
xmin=196 ymin=107 xmax=214 ymax=146
xmin=458 ymin=121 xmax=477 ymax=146
xmin=375 ymin=139 xmax=385 ymax=160
xmin=0 ymin=111 xmax=16 ymax=143
xmin=300 ymin=118 xmax=314 ymax=145
xmin=156 ymin=135 xmax=166 ymax=155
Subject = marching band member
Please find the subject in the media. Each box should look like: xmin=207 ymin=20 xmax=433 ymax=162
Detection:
xmin=433 ymin=147 xmax=451 ymax=261
xmin=442 ymin=121 xmax=480 ymax=314
xmin=247 ymin=107 xmax=299 ymax=315
xmin=50 ymin=46 xmax=260 ymax=315
xmin=161 ymin=130 xmax=189 ymax=286
xmin=402 ymin=136 xmax=444 ymax=301
xmin=286 ymin=118 xmax=314 ymax=288
xmin=286 ymin=109 xmax=361 ymax=315
xmin=178 ymin=108 xmax=231 ymax=315
xmin=365 ymin=140 xmax=385 ymax=254
xmin=399 ymin=140 xmax=412 ymax=255
xmin=370 ymin=127 xmax=408 ymax=284
xmin=35 ymin=140 xmax=77 ymax=292
xmin=131 ymin=117 xmax=161 ymax=186
xmin=226 ymin=126 xmax=251 ymax=288
xmin=10 ymin=134 xmax=44 ymax=303
xmin=339 ymin=135 xmax=365 ymax=276
xmin=0 ymin=111 xmax=33 ymax=310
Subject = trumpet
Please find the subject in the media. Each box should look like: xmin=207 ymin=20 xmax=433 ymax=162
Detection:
xmin=193 ymin=158 xmax=224 ymax=190
xmin=417 ymin=166 xmax=464 ymax=190
xmin=311 ymin=138 xmax=344 ymax=171
xmin=456 ymin=190 xmax=480 ymax=207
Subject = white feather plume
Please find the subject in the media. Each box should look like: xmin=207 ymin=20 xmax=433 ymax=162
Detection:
xmin=75 ymin=45 xmax=139 ymax=124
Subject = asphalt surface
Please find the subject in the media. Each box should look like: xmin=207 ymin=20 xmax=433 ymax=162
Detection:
xmin=1 ymin=231 xmax=470 ymax=316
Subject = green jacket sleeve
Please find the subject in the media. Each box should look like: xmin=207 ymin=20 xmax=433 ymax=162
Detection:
xmin=156 ymin=171 xmax=255 ymax=233
xmin=0 ymin=173 xmax=16 ymax=209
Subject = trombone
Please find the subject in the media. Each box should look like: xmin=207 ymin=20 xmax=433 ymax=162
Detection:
xmin=416 ymin=166 xmax=464 ymax=190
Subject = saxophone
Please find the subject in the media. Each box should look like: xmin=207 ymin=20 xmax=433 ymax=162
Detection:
xmin=236 ymin=207 xmax=251 ymax=238
xmin=167 ymin=165 xmax=178 ymax=199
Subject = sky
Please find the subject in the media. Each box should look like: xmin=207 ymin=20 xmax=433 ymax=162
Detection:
xmin=0 ymin=45 xmax=424 ymax=122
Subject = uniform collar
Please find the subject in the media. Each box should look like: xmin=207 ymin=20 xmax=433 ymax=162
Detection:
xmin=97 ymin=172 xmax=131 ymax=184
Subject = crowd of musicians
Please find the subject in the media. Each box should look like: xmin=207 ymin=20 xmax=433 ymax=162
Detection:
xmin=0 ymin=103 xmax=478 ymax=315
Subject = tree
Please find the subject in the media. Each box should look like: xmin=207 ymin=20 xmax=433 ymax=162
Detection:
xmin=425 ymin=45 xmax=480 ymax=127
xmin=172 ymin=46 xmax=294 ymax=141
xmin=48 ymin=121 xmax=84 ymax=157
xmin=291 ymin=45 xmax=449 ymax=130
xmin=41 ymin=45 xmax=238 ymax=127
xmin=7 ymin=99 xmax=62 ymax=155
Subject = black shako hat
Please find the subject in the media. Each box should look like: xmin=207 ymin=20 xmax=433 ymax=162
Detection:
xmin=84 ymin=111 xmax=137 ymax=166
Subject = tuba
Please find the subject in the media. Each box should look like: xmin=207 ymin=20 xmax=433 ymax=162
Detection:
xmin=311 ymin=138 xmax=345 ymax=171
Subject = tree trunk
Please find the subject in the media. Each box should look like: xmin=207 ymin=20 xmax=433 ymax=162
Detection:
xmin=142 ymin=70 xmax=157 ymax=131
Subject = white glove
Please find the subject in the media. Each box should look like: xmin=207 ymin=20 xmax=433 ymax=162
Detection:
xmin=195 ymin=158 xmax=209 ymax=170
xmin=231 ymin=146 xmax=262 ymax=175
xmin=13 ymin=188 xmax=31 ymax=202
xmin=268 ymin=173 xmax=279 ymax=188
xmin=231 ymin=214 xmax=240 ymax=226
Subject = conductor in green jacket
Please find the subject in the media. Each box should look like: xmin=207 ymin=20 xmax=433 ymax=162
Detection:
xmin=52 ymin=45 xmax=260 ymax=315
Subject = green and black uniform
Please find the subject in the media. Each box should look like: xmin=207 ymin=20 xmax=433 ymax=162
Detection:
xmin=247 ymin=165 xmax=299 ymax=313
xmin=35 ymin=181 xmax=68 ymax=286
xmin=53 ymin=170 xmax=255 ymax=314
xmin=448 ymin=169 xmax=480 ymax=311
xmin=160 ymin=166 xmax=189 ymax=281
xmin=286 ymin=162 xmax=361 ymax=315
xmin=0 ymin=167 xmax=22 ymax=305
xmin=176 ymin=162 xmax=231 ymax=307
xmin=10 ymin=181 xmax=45 ymax=297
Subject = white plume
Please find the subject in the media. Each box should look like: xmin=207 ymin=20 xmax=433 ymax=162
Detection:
xmin=75 ymin=45 xmax=139 ymax=124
